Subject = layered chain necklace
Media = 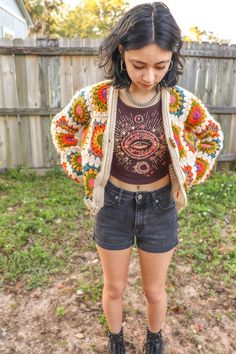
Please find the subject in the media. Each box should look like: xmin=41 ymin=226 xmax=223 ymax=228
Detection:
xmin=125 ymin=84 xmax=161 ymax=107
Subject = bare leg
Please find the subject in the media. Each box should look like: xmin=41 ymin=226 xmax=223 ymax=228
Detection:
xmin=96 ymin=245 xmax=133 ymax=333
xmin=138 ymin=247 xmax=176 ymax=332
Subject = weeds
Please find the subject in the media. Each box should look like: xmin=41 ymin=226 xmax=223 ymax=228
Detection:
xmin=177 ymin=172 xmax=236 ymax=283
xmin=0 ymin=166 xmax=85 ymax=289
xmin=98 ymin=313 xmax=108 ymax=330
xmin=77 ymin=280 xmax=103 ymax=303
xmin=56 ymin=306 xmax=66 ymax=317
xmin=0 ymin=167 xmax=235 ymax=290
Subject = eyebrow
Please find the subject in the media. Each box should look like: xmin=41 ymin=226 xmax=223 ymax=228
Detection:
xmin=130 ymin=59 xmax=170 ymax=65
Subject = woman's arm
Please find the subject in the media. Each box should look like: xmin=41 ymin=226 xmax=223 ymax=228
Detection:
xmin=51 ymin=88 xmax=91 ymax=183
xmin=185 ymin=94 xmax=224 ymax=185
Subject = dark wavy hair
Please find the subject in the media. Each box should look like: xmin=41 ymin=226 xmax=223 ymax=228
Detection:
xmin=97 ymin=2 xmax=184 ymax=89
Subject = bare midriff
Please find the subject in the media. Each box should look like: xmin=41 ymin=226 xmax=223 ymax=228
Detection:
xmin=108 ymin=173 xmax=170 ymax=192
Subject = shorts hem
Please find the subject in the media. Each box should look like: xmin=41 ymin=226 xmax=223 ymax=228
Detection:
xmin=93 ymin=235 xmax=133 ymax=251
xmin=137 ymin=239 xmax=179 ymax=253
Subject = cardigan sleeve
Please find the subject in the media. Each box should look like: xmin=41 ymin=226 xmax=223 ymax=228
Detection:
xmin=50 ymin=88 xmax=91 ymax=183
xmin=185 ymin=94 xmax=224 ymax=185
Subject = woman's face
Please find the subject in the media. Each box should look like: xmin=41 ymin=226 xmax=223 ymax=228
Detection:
xmin=119 ymin=43 xmax=172 ymax=90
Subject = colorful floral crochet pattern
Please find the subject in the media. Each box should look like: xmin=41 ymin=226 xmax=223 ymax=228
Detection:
xmin=55 ymin=115 xmax=79 ymax=133
xmin=83 ymin=167 xmax=98 ymax=199
xmin=91 ymin=82 xmax=109 ymax=113
xmin=172 ymin=124 xmax=187 ymax=159
xmin=183 ymin=165 xmax=194 ymax=188
xmin=60 ymin=149 xmax=83 ymax=183
xmin=195 ymin=157 xmax=209 ymax=182
xmin=196 ymin=120 xmax=220 ymax=140
xmin=183 ymin=130 xmax=196 ymax=153
xmin=55 ymin=132 xmax=78 ymax=150
xmin=194 ymin=120 xmax=221 ymax=157
xmin=68 ymin=95 xmax=90 ymax=125
xmin=185 ymin=99 xmax=206 ymax=130
xmin=169 ymin=87 xmax=185 ymax=117
xmin=91 ymin=124 xmax=106 ymax=157
xmin=68 ymin=151 xmax=83 ymax=175
xmin=197 ymin=140 xmax=219 ymax=157
xmin=81 ymin=126 xmax=89 ymax=145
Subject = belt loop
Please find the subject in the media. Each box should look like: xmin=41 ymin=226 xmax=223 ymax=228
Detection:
xmin=118 ymin=189 xmax=123 ymax=204
xmin=151 ymin=190 xmax=156 ymax=202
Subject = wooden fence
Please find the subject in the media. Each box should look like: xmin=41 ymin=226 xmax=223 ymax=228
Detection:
xmin=0 ymin=38 xmax=236 ymax=172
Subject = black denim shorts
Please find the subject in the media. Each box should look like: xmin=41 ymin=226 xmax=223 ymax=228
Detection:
xmin=92 ymin=180 xmax=179 ymax=253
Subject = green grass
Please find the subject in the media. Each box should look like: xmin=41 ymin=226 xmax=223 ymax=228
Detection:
xmin=0 ymin=166 xmax=89 ymax=289
xmin=0 ymin=166 xmax=235 ymax=290
xmin=56 ymin=306 xmax=66 ymax=317
xmin=77 ymin=279 xmax=104 ymax=303
xmin=177 ymin=172 xmax=236 ymax=283
xmin=98 ymin=313 xmax=109 ymax=334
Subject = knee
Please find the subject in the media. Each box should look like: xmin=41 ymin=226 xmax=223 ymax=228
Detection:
xmin=104 ymin=282 xmax=127 ymax=300
xmin=144 ymin=287 xmax=166 ymax=304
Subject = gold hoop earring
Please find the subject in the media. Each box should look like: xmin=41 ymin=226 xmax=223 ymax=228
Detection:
xmin=167 ymin=60 xmax=173 ymax=72
xmin=120 ymin=58 xmax=126 ymax=73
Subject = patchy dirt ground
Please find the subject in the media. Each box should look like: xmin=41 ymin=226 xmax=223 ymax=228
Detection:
xmin=0 ymin=241 xmax=235 ymax=354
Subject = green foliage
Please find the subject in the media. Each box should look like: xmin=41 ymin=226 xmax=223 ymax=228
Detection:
xmin=57 ymin=0 xmax=129 ymax=39
xmin=25 ymin=1 xmax=230 ymax=43
xmin=89 ymin=344 xmax=98 ymax=352
xmin=56 ymin=306 xmax=66 ymax=317
xmin=77 ymin=279 xmax=103 ymax=303
xmin=98 ymin=312 xmax=108 ymax=333
xmin=183 ymin=26 xmax=231 ymax=44
xmin=25 ymin=0 xmax=66 ymax=37
xmin=25 ymin=0 xmax=128 ymax=38
xmin=57 ymin=339 xmax=68 ymax=348
xmin=5 ymin=166 xmax=37 ymax=181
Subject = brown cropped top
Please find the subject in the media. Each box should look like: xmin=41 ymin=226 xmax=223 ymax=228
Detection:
xmin=110 ymin=96 xmax=171 ymax=184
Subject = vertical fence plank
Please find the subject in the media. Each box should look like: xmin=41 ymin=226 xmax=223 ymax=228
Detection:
xmin=26 ymin=52 xmax=43 ymax=168
xmin=228 ymin=114 xmax=236 ymax=156
xmin=204 ymin=58 xmax=219 ymax=105
xmin=0 ymin=54 xmax=8 ymax=168
xmin=185 ymin=56 xmax=199 ymax=93
xmin=71 ymin=38 xmax=84 ymax=92
xmin=44 ymin=55 xmax=61 ymax=167
xmin=216 ymin=115 xmax=231 ymax=155
xmin=59 ymin=38 xmax=73 ymax=106
xmin=14 ymin=38 xmax=29 ymax=167
xmin=0 ymin=116 xmax=8 ymax=169
xmin=197 ymin=57 xmax=209 ymax=100
xmin=0 ymin=48 xmax=20 ymax=167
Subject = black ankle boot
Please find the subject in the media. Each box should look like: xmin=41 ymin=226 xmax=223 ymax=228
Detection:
xmin=108 ymin=326 xmax=126 ymax=354
xmin=142 ymin=327 xmax=164 ymax=354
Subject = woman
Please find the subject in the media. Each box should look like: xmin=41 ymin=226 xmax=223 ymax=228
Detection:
xmin=51 ymin=2 xmax=223 ymax=353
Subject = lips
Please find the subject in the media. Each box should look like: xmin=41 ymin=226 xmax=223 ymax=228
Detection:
xmin=141 ymin=83 xmax=155 ymax=87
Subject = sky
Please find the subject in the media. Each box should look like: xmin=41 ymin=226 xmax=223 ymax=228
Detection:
xmin=64 ymin=0 xmax=236 ymax=44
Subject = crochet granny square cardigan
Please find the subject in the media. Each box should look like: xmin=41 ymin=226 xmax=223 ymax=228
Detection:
xmin=51 ymin=80 xmax=224 ymax=216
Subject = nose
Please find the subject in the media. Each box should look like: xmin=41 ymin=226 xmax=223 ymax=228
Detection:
xmin=142 ymin=69 xmax=156 ymax=84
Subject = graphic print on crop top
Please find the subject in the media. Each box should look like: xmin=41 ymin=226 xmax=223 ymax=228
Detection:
xmin=110 ymin=97 xmax=171 ymax=184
